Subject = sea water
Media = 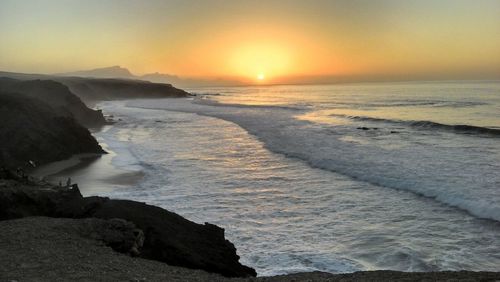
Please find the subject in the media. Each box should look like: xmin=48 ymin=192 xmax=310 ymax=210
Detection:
xmin=90 ymin=81 xmax=500 ymax=276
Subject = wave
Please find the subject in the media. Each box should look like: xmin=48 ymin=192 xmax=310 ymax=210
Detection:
xmin=332 ymin=114 xmax=500 ymax=136
xmin=330 ymin=100 xmax=486 ymax=109
xmin=193 ymin=96 xmax=308 ymax=111
xmin=125 ymin=98 xmax=500 ymax=222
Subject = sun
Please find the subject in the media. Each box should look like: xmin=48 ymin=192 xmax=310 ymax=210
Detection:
xmin=257 ymin=73 xmax=265 ymax=81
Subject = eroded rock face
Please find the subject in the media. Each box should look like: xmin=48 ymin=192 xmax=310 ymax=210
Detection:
xmin=90 ymin=199 xmax=257 ymax=277
xmin=0 ymin=92 xmax=105 ymax=169
xmin=0 ymin=78 xmax=106 ymax=128
xmin=0 ymin=177 xmax=256 ymax=277
xmin=59 ymin=77 xmax=189 ymax=103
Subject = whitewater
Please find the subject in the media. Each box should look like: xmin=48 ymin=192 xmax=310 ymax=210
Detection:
xmin=87 ymin=81 xmax=499 ymax=276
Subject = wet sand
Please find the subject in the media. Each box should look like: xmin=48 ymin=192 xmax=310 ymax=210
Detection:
xmin=31 ymin=141 xmax=144 ymax=196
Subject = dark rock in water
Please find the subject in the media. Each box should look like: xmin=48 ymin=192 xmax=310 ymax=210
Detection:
xmin=0 ymin=78 xmax=106 ymax=128
xmin=390 ymin=130 xmax=399 ymax=134
xmin=357 ymin=127 xmax=370 ymax=130
xmin=0 ymin=92 xmax=105 ymax=169
xmin=0 ymin=178 xmax=256 ymax=278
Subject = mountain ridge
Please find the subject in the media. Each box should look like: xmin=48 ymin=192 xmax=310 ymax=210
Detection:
xmin=57 ymin=66 xmax=245 ymax=87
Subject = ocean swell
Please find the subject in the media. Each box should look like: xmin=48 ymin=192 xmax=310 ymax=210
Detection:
xmin=127 ymin=98 xmax=500 ymax=222
xmin=332 ymin=114 xmax=500 ymax=137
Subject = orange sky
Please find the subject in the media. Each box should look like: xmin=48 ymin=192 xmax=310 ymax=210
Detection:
xmin=1 ymin=0 xmax=500 ymax=84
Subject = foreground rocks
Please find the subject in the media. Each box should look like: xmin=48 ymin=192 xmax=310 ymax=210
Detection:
xmin=0 ymin=216 xmax=228 ymax=282
xmin=1 ymin=217 xmax=499 ymax=281
xmin=0 ymin=177 xmax=256 ymax=277
xmin=60 ymin=77 xmax=189 ymax=103
xmin=1 ymin=177 xmax=499 ymax=281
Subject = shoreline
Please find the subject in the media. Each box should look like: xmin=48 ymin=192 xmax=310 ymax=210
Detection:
xmin=30 ymin=127 xmax=145 ymax=196
xmin=2 ymin=218 xmax=499 ymax=281
xmin=1 ymin=93 xmax=499 ymax=279
xmin=54 ymin=99 xmax=500 ymax=276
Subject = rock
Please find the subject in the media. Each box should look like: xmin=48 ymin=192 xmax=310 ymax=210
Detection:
xmin=75 ymin=218 xmax=144 ymax=255
xmin=0 ymin=178 xmax=83 ymax=220
xmin=0 ymin=216 xmax=230 ymax=282
xmin=89 ymin=199 xmax=257 ymax=277
xmin=0 ymin=78 xmax=106 ymax=128
xmin=58 ymin=77 xmax=189 ymax=103
xmin=0 ymin=92 xmax=105 ymax=169
xmin=0 ymin=178 xmax=256 ymax=277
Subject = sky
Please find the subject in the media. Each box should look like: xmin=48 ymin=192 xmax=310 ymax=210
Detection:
xmin=1 ymin=0 xmax=500 ymax=84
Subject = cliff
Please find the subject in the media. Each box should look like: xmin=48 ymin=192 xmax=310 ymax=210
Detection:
xmin=0 ymin=78 xmax=106 ymax=127
xmin=0 ymin=178 xmax=498 ymax=282
xmin=0 ymin=175 xmax=256 ymax=278
xmin=0 ymin=92 xmax=104 ymax=169
xmin=59 ymin=77 xmax=189 ymax=103
xmin=0 ymin=71 xmax=190 ymax=104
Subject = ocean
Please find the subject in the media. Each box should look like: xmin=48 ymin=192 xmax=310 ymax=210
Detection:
xmin=71 ymin=81 xmax=500 ymax=275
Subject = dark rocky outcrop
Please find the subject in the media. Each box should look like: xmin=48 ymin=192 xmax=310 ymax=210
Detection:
xmin=59 ymin=77 xmax=189 ymax=103
xmin=0 ymin=70 xmax=190 ymax=104
xmin=0 ymin=78 xmax=106 ymax=127
xmin=89 ymin=199 xmax=256 ymax=277
xmin=73 ymin=217 xmax=145 ymax=256
xmin=0 ymin=92 xmax=104 ymax=169
xmin=0 ymin=176 xmax=256 ymax=278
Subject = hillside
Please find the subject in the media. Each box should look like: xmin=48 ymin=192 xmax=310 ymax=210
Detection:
xmin=0 ymin=78 xmax=105 ymax=127
xmin=59 ymin=77 xmax=189 ymax=103
xmin=0 ymin=71 xmax=190 ymax=104
xmin=0 ymin=92 xmax=104 ymax=169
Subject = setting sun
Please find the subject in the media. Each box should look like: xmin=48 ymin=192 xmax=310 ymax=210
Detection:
xmin=257 ymin=73 xmax=265 ymax=81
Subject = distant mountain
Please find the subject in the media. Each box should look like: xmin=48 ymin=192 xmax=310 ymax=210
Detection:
xmin=139 ymin=72 xmax=245 ymax=88
xmin=57 ymin=66 xmax=135 ymax=79
xmin=58 ymin=66 xmax=245 ymax=87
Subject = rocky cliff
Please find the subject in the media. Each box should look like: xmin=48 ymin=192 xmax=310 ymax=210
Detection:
xmin=59 ymin=77 xmax=189 ymax=103
xmin=0 ymin=78 xmax=106 ymax=127
xmin=0 ymin=92 xmax=104 ymax=169
xmin=0 ymin=175 xmax=256 ymax=277
xmin=0 ymin=70 xmax=190 ymax=104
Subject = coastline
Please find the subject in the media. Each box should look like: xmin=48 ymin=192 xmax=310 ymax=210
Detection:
xmin=36 ymin=98 xmax=500 ymax=276
xmin=1 ymin=217 xmax=499 ymax=281
xmin=1 ymin=78 xmax=499 ymax=279
xmin=31 ymin=136 xmax=145 ymax=196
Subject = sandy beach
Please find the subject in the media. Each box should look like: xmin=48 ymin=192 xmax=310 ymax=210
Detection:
xmin=31 ymin=139 xmax=145 ymax=196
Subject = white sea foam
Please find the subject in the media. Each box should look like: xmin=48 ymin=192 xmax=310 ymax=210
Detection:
xmin=128 ymin=97 xmax=500 ymax=222
xmin=89 ymin=82 xmax=500 ymax=275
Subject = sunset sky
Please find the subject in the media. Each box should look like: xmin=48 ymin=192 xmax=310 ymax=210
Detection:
xmin=1 ymin=0 xmax=500 ymax=84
